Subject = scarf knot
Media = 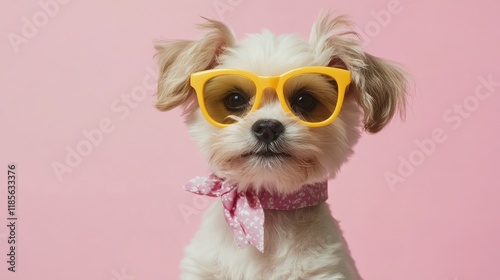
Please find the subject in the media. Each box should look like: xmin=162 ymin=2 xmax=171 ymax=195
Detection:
xmin=184 ymin=174 xmax=328 ymax=252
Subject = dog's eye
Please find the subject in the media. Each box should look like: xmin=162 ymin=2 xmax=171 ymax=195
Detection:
xmin=291 ymin=90 xmax=318 ymax=113
xmin=224 ymin=90 xmax=249 ymax=112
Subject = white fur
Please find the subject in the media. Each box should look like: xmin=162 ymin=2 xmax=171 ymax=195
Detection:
xmin=181 ymin=202 xmax=360 ymax=279
xmin=182 ymin=29 xmax=363 ymax=279
xmin=155 ymin=14 xmax=407 ymax=280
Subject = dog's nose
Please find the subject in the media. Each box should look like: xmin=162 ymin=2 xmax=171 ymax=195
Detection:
xmin=251 ymin=119 xmax=285 ymax=143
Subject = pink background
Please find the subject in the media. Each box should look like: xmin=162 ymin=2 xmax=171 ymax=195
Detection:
xmin=1 ymin=0 xmax=499 ymax=279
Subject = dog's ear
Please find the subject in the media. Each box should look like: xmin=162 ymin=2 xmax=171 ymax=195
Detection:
xmin=154 ymin=19 xmax=235 ymax=111
xmin=310 ymin=13 xmax=407 ymax=133
xmin=353 ymin=53 xmax=407 ymax=133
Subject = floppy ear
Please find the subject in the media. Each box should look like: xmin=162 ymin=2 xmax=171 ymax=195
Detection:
xmin=310 ymin=13 xmax=407 ymax=133
xmin=154 ymin=19 xmax=235 ymax=111
xmin=354 ymin=53 xmax=407 ymax=132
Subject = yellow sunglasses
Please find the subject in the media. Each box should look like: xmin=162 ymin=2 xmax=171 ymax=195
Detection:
xmin=190 ymin=66 xmax=351 ymax=128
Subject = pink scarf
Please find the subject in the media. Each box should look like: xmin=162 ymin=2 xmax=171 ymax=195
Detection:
xmin=184 ymin=174 xmax=328 ymax=253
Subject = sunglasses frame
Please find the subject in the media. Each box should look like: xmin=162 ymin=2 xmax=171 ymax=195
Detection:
xmin=190 ymin=66 xmax=351 ymax=128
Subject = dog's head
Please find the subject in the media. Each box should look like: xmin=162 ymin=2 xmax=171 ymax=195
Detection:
xmin=155 ymin=14 xmax=407 ymax=193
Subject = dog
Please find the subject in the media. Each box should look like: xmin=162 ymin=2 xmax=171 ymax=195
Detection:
xmin=155 ymin=13 xmax=407 ymax=280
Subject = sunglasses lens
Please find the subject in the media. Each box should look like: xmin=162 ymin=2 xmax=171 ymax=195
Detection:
xmin=203 ymin=75 xmax=256 ymax=125
xmin=283 ymin=73 xmax=339 ymax=123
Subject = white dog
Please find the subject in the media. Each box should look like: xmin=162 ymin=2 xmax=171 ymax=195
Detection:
xmin=155 ymin=13 xmax=407 ymax=280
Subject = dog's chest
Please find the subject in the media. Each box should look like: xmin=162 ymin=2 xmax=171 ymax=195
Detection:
xmin=185 ymin=202 xmax=359 ymax=279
